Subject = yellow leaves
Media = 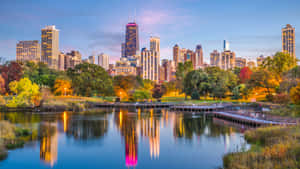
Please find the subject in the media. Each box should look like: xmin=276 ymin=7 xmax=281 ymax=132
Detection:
xmin=53 ymin=79 xmax=72 ymax=96
xmin=7 ymin=78 xmax=41 ymax=107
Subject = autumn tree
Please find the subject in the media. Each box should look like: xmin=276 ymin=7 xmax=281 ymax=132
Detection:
xmin=53 ymin=79 xmax=72 ymax=96
xmin=152 ymin=84 xmax=166 ymax=100
xmin=0 ymin=75 xmax=6 ymax=95
xmin=0 ymin=61 xmax=22 ymax=92
xmin=7 ymin=78 xmax=41 ymax=107
xmin=239 ymin=67 xmax=252 ymax=83
xmin=290 ymin=83 xmax=300 ymax=105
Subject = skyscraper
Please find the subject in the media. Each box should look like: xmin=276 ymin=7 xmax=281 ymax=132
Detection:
xmin=121 ymin=43 xmax=126 ymax=57
xmin=16 ymin=40 xmax=40 ymax=62
xmin=150 ymin=36 xmax=160 ymax=53
xmin=173 ymin=44 xmax=180 ymax=67
xmin=195 ymin=45 xmax=203 ymax=69
xmin=41 ymin=25 xmax=59 ymax=69
xmin=210 ymin=50 xmax=221 ymax=67
xmin=223 ymin=40 xmax=230 ymax=51
xmin=235 ymin=57 xmax=246 ymax=68
xmin=125 ymin=22 xmax=139 ymax=57
xmin=221 ymin=50 xmax=235 ymax=70
xmin=141 ymin=48 xmax=159 ymax=82
xmin=88 ymin=55 xmax=95 ymax=64
xmin=282 ymin=24 xmax=296 ymax=58
xmin=98 ymin=53 xmax=109 ymax=70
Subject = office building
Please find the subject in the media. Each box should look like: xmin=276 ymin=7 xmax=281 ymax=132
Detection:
xmin=16 ymin=40 xmax=41 ymax=62
xmin=141 ymin=48 xmax=160 ymax=82
xmin=160 ymin=59 xmax=175 ymax=82
xmin=125 ymin=22 xmax=139 ymax=57
xmin=210 ymin=50 xmax=221 ymax=67
xmin=115 ymin=57 xmax=136 ymax=76
xmin=282 ymin=24 xmax=296 ymax=58
xmin=88 ymin=55 xmax=95 ymax=64
xmin=221 ymin=50 xmax=235 ymax=70
xmin=150 ymin=36 xmax=160 ymax=53
xmin=235 ymin=57 xmax=247 ymax=68
xmin=173 ymin=44 xmax=180 ymax=67
xmin=64 ymin=50 xmax=82 ymax=70
xmin=195 ymin=45 xmax=203 ymax=69
xmin=98 ymin=53 xmax=109 ymax=70
xmin=121 ymin=43 xmax=126 ymax=57
xmin=41 ymin=25 xmax=59 ymax=69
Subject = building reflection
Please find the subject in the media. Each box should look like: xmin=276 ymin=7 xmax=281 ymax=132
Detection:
xmin=115 ymin=108 xmax=162 ymax=167
xmin=39 ymin=122 xmax=58 ymax=167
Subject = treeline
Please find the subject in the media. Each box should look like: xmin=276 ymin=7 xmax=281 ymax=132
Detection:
xmin=176 ymin=52 xmax=300 ymax=104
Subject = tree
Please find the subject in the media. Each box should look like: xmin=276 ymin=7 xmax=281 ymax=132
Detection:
xmin=67 ymin=62 xmax=113 ymax=96
xmin=290 ymin=83 xmax=300 ymax=105
xmin=175 ymin=61 xmax=194 ymax=94
xmin=0 ymin=75 xmax=5 ymax=95
xmin=53 ymin=79 xmax=72 ymax=96
xmin=113 ymin=75 xmax=143 ymax=98
xmin=247 ymin=69 xmax=279 ymax=98
xmin=0 ymin=61 xmax=22 ymax=92
xmin=239 ymin=67 xmax=252 ymax=83
xmin=262 ymin=52 xmax=297 ymax=77
xmin=131 ymin=90 xmax=151 ymax=102
xmin=7 ymin=78 xmax=41 ymax=107
xmin=152 ymin=84 xmax=166 ymax=100
xmin=183 ymin=69 xmax=210 ymax=99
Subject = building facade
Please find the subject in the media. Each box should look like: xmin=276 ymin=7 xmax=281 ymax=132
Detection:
xmin=125 ymin=22 xmax=139 ymax=57
xmin=64 ymin=50 xmax=82 ymax=70
xmin=210 ymin=50 xmax=221 ymax=67
xmin=115 ymin=57 xmax=136 ymax=76
xmin=98 ymin=53 xmax=109 ymax=70
xmin=141 ymin=48 xmax=160 ymax=82
xmin=195 ymin=45 xmax=203 ymax=69
xmin=282 ymin=24 xmax=296 ymax=58
xmin=41 ymin=25 xmax=59 ymax=69
xmin=173 ymin=44 xmax=180 ymax=67
xmin=150 ymin=37 xmax=160 ymax=53
xmin=160 ymin=59 xmax=175 ymax=82
xmin=235 ymin=57 xmax=247 ymax=68
xmin=88 ymin=55 xmax=95 ymax=64
xmin=221 ymin=50 xmax=235 ymax=70
xmin=16 ymin=40 xmax=41 ymax=62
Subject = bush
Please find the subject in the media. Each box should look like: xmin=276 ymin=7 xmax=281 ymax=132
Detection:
xmin=290 ymin=83 xmax=300 ymax=105
xmin=272 ymin=93 xmax=290 ymax=104
xmin=191 ymin=90 xmax=200 ymax=100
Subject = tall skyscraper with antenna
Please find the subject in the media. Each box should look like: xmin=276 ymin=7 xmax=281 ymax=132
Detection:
xmin=125 ymin=22 xmax=139 ymax=57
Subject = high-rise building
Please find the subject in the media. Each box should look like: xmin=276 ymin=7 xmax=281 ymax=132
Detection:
xmin=160 ymin=59 xmax=175 ymax=82
xmin=282 ymin=24 xmax=296 ymax=58
xmin=150 ymin=37 xmax=160 ymax=53
xmin=41 ymin=25 xmax=59 ymax=69
xmin=125 ymin=22 xmax=139 ymax=57
xmin=235 ymin=57 xmax=246 ymax=68
xmin=195 ymin=45 xmax=203 ymax=69
xmin=221 ymin=50 xmax=235 ymax=70
xmin=16 ymin=40 xmax=41 ymax=62
xmin=223 ymin=40 xmax=230 ymax=51
xmin=121 ymin=43 xmax=126 ymax=57
xmin=141 ymin=48 xmax=160 ymax=82
xmin=173 ymin=44 xmax=180 ymax=67
xmin=184 ymin=49 xmax=196 ymax=69
xmin=64 ymin=50 xmax=82 ymax=70
xmin=88 ymin=55 xmax=95 ymax=64
xmin=180 ymin=48 xmax=187 ymax=63
xmin=58 ymin=53 xmax=65 ymax=71
xmin=98 ymin=53 xmax=109 ymax=70
xmin=210 ymin=50 xmax=221 ymax=67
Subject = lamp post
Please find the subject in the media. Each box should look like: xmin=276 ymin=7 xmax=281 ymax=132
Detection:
xmin=64 ymin=87 xmax=67 ymax=96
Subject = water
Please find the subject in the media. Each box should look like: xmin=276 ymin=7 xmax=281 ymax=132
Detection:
xmin=0 ymin=108 xmax=249 ymax=169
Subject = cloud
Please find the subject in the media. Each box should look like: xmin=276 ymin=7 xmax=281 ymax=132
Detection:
xmin=87 ymin=31 xmax=124 ymax=62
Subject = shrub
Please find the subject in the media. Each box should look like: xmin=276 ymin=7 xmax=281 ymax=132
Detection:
xmin=273 ymin=93 xmax=290 ymax=104
xmin=290 ymin=83 xmax=300 ymax=105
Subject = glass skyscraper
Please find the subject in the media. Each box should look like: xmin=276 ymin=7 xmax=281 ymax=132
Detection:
xmin=125 ymin=22 xmax=139 ymax=57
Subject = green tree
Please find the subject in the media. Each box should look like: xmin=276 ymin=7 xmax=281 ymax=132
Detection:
xmin=67 ymin=62 xmax=113 ymax=96
xmin=175 ymin=61 xmax=194 ymax=95
xmin=262 ymin=52 xmax=297 ymax=77
xmin=7 ymin=78 xmax=41 ymax=107
xmin=131 ymin=90 xmax=151 ymax=102
xmin=152 ymin=84 xmax=166 ymax=100
xmin=113 ymin=75 xmax=143 ymax=97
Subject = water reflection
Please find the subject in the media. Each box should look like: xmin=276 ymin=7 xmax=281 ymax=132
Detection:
xmin=39 ymin=122 xmax=58 ymax=167
xmin=0 ymin=109 xmax=248 ymax=169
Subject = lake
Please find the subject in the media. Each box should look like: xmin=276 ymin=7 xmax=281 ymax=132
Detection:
xmin=0 ymin=108 xmax=249 ymax=169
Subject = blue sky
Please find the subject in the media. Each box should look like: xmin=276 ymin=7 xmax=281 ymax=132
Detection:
xmin=0 ymin=0 xmax=299 ymax=63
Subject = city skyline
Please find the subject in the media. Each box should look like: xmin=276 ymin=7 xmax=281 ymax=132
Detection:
xmin=0 ymin=0 xmax=299 ymax=64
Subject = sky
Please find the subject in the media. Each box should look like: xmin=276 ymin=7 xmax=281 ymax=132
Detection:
xmin=0 ymin=0 xmax=300 ymax=64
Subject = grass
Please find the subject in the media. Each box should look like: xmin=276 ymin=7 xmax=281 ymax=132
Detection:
xmin=266 ymin=105 xmax=300 ymax=117
xmin=223 ymin=126 xmax=300 ymax=169
xmin=161 ymin=96 xmax=252 ymax=105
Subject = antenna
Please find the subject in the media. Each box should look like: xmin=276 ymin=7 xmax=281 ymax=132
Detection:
xmin=134 ymin=9 xmax=136 ymax=23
